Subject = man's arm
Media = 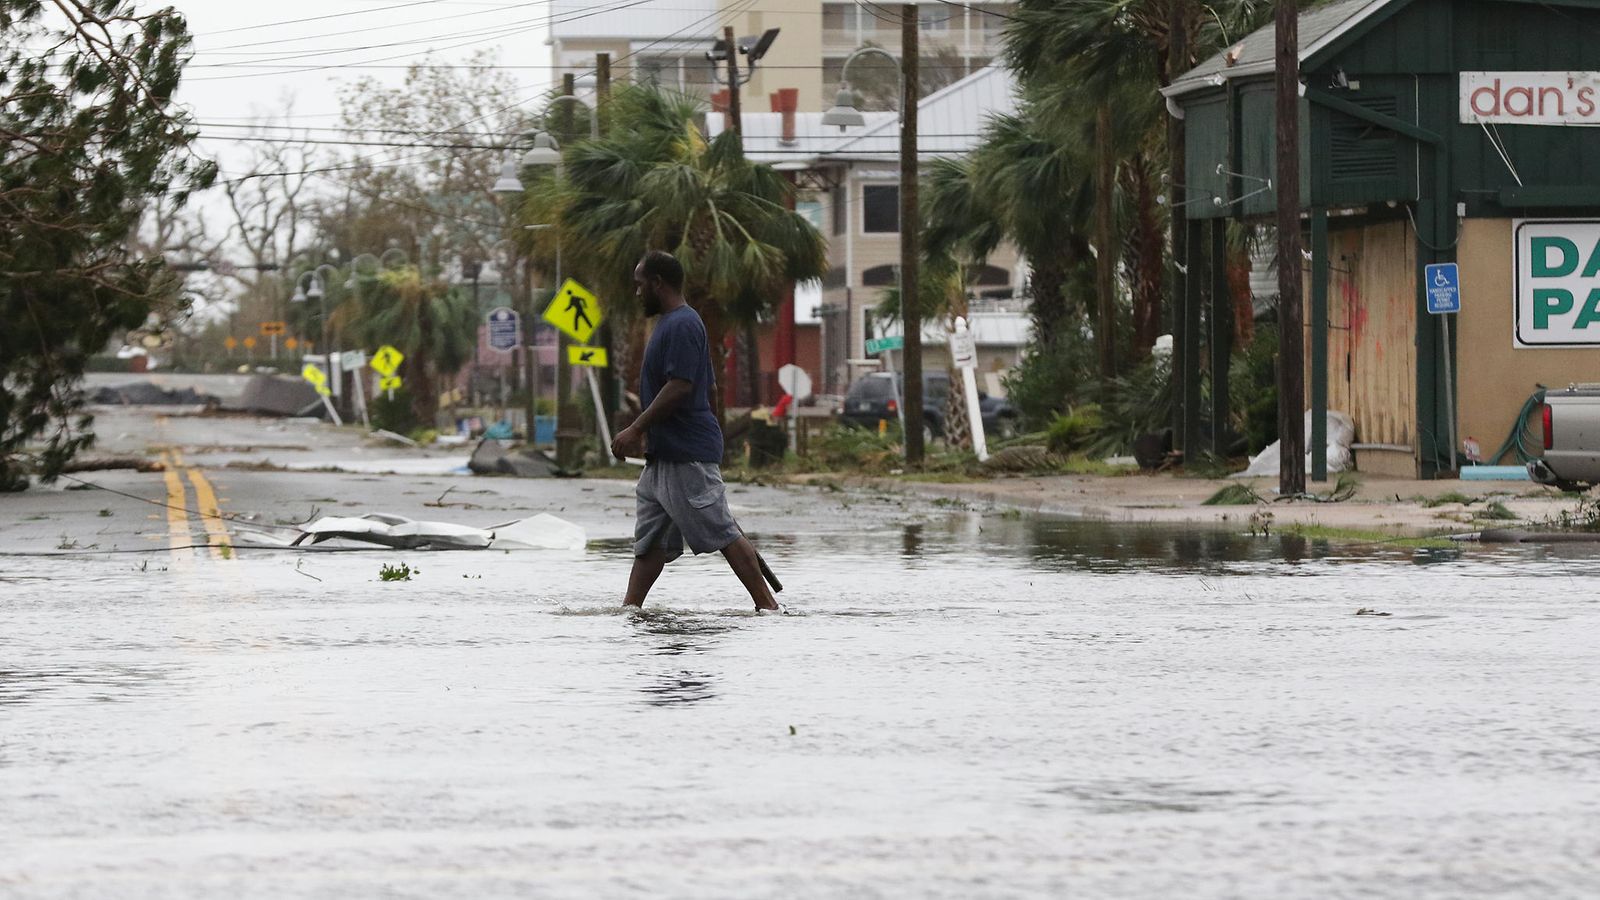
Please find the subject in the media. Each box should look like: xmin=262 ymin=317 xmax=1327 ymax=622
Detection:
xmin=611 ymin=377 xmax=692 ymax=459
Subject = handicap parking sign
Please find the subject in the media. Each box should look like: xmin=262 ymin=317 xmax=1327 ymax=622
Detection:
xmin=1425 ymin=263 xmax=1460 ymax=314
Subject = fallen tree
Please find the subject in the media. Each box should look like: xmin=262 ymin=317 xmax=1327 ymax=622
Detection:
xmin=0 ymin=0 xmax=214 ymax=490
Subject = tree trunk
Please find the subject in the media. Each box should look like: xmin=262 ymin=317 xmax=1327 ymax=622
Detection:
xmin=1126 ymin=156 xmax=1166 ymax=357
xmin=1027 ymin=255 xmax=1072 ymax=349
xmin=1227 ymin=240 xmax=1256 ymax=347
xmin=411 ymin=297 xmax=436 ymax=428
xmin=1094 ymin=103 xmax=1118 ymax=379
xmin=690 ymin=288 xmax=728 ymax=427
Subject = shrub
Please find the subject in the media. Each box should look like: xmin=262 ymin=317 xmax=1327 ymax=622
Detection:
xmin=1230 ymin=319 xmax=1279 ymax=455
xmin=1045 ymin=404 xmax=1104 ymax=455
xmin=370 ymin=385 xmax=420 ymax=434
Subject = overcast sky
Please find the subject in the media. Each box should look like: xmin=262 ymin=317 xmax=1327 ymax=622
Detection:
xmin=174 ymin=0 xmax=558 ymax=175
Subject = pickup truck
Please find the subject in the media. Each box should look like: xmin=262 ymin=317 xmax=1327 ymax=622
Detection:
xmin=1527 ymin=385 xmax=1600 ymax=491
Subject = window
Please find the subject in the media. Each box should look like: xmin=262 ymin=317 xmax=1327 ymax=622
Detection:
xmin=861 ymin=264 xmax=897 ymax=286
xmin=919 ymin=3 xmax=949 ymax=32
xmin=796 ymin=199 xmax=824 ymax=232
xmin=862 ymin=184 xmax=899 ymax=233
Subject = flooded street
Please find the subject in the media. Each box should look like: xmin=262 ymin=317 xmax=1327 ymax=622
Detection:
xmin=5 ymin=495 xmax=1600 ymax=898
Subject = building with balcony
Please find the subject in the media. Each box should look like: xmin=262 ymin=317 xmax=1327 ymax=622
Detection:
xmin=549 ymin=1 xmax=1014 ymax=114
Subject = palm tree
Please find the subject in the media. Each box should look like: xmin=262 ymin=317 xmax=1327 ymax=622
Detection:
xmin=526 ymin=85 xmax=827 ymax=423
xmin=1004 ymin=0 xmax=1279 ymax=362
xmin=335 ymin=265 xmax=478 ymax=424
xmin=924 ymin=112 xmax=1096 ymax=356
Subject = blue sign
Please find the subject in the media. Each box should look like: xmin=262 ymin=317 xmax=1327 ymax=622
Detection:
xmin=1425 ymin=263 xmax=1461 ymax=314
xmin=487 ymin=307 xmax=520 ymax=352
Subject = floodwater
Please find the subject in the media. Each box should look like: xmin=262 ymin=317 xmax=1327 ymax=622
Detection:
xmin=4 ymin=513 xmax=1600 ymax=898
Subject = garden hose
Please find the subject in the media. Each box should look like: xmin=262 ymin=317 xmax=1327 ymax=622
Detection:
xmin=1486 ymin=388 xmax=1546 ymax=465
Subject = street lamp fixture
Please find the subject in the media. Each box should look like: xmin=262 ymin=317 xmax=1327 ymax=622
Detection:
xmin=823 ymin=45 xmax=903 ymax=132
xmin=492 ymin=153 xmax=525 ymax=197
xmin=821 ymin=85 xmax=867 ymax=131
xmin=520 ymin=131 xmax=561 ymax=168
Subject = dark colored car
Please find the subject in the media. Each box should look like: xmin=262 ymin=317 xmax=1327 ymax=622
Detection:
xmin=838 ymin=371 xmax=1019 ymax=440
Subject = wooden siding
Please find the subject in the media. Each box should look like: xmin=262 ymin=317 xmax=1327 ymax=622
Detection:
xmin=1306 ymin=219 xmax=1417 ymax=447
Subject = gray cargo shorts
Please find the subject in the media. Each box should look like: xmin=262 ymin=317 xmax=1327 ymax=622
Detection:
xmin=633 ymin=460 xmax=743 ymax=562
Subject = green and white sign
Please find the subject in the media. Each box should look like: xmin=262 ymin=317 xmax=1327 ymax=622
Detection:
xmin=865 ymin=335 xmax=903 ymax=355
xmin=1516 ymin=219 xmax=1600 ymax=347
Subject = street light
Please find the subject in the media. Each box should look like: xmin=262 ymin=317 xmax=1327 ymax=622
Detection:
xmin=823 ymin=41 xmax=923 ymax=463
xmin=492 ymin=95 xmax=600 ymax=472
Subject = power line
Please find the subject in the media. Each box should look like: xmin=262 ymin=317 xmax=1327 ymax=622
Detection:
xmin=197 ymin=0 xmax=546 ymax=53
xmin=207 ymin=0 xmax=471 ymax=37
xmin=186 ymin=0 xmax=658 ymax=78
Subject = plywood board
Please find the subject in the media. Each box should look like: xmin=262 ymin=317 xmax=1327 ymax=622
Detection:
xmin=1306 ymin=219 xmax=1417 ymax=450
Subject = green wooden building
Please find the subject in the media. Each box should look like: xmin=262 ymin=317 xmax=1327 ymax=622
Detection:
xmin=1165 ymin=0 xmax=1600 ymax=478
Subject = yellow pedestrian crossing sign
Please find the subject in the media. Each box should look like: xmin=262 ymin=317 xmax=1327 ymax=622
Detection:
xmin=544 ymin=279 xmax=602 ymax=344
xmin=371 ymin=344 xmax=404 ymax=376
xmin=568 ymin=345 xmax=608 ymax=367
xmin=301 ymin=363 xmax=331 ymax=397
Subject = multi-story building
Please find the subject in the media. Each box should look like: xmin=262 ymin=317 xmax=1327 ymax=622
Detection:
xmin=550 ymin=1 xmax=1024 ymax=402
xmin=549 ymin=1 xmax=1012 ymax=114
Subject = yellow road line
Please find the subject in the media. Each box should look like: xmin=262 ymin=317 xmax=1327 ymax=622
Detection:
xmin=187 ymin=468 xmax=234 ymax=560
xmin=160 ymin=451 xmax=192 ymax=555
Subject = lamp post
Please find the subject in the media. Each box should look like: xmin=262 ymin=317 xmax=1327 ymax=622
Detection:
xmin=823 ymin=13 xmax=924 ymax=464
xmin=493 ymin=95 xmax=598 ymax=472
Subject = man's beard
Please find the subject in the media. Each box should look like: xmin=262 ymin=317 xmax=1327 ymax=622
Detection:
xmin=642 ymin=295 xmax=662 ymax=316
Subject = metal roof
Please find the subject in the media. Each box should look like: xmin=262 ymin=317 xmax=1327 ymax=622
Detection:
xmin=706 ymin=64 xmax=1019 ymax=166
xmin=705 ymin=111 xmax=898 ymax=165
xmin=1163 ymin=0 xmax=1394 ymax=99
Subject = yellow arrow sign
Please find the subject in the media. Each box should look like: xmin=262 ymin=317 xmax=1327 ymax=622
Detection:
xmin=567 ymin=345 xmax=608 ymax=368
xmin=301 ymin=363 xmax=332 ymax=397
xmin=371 ymin=344 xmax=404 ymax=376
xmin=378 ymin=375 xmax=403 ymax=391
xmin=543 ymin=278 xmax=603 ymax=344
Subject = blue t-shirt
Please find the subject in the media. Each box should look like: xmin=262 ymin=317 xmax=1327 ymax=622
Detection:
xmin=640 ymin=305 xmax=724 ymax=463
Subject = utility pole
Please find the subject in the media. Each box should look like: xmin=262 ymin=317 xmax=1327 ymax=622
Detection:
xmin=721 ymin=25 xmax=763 ymax=410
xmin=1275 ymin=0 xmax=1306 ymax=495
xmin=900 ymin=3 xmax=923 ymax=465
xmin=595 ymin=52 xmax=618 ymax=443
xmin=554 ymin=72 xmax=581 ymax=471
xmin=1168 ymin=0 xmax=1189 ymax=453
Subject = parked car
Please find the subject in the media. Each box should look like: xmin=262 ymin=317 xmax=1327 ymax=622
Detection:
xmin=837 ymin=371 xmax=1019 ymax=440
xmin=1527 ymin=385 xmax=1600 ymax=491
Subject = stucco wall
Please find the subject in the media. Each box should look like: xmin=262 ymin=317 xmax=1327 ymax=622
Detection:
xmin=1456 ymin=219 xmax=1596 ymax=462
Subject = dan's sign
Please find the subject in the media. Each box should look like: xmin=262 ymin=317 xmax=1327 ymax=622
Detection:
xmin=1462 ymin=72 xmax=1600 ymax=125
xmin=1514 ymin=220 xmax=1600 ymax=348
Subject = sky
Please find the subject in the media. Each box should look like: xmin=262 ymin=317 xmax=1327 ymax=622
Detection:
xmin=172 ymin=0 xmax=559 ymax=180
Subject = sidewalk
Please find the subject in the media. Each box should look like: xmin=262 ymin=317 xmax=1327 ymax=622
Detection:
xmin=783 ymin=470 xmax=1584 ymax=535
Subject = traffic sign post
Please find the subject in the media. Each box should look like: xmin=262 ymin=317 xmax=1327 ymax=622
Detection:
xmin=865 ymin=334 xmax=906 ymax=433
xmin=950 ymin=317 xmax=987 ymax=462
xmin=301 ymin=363 xmax=344 ymax=426
xmin=1425 ymin=263 xmax=1461 ymax=470
xmin=341 ymin=351 xmax=371 ymax=428
xmin=370 ymin=344 xmax=405 ymax=400
xmin=487 ymin=307 xmax=521 ymax=353
xmin=543 ymin=279 xmax=603 ymax=344
xmin=260 ymin=321 xmax=286 ymax=360
xmin=567 ymin=346 xmax=607 ymax=367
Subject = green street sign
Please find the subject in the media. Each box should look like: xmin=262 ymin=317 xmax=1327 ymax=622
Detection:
xmin=865 ymin=335 xmax=904 ymax=355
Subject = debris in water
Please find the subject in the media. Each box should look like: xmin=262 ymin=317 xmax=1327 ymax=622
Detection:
xmin=1354 ymin=607 xmax=1392 ymax=617
xmin=379 ymin=562 xmax=415 ymax=582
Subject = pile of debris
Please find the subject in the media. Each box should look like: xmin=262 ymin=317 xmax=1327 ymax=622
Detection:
xmin=89 ymin=382 xmax=216 ymax=407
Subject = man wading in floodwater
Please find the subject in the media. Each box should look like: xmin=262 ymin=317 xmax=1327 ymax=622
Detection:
xmin=610 ymin=251 xmax=779 ymax=611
